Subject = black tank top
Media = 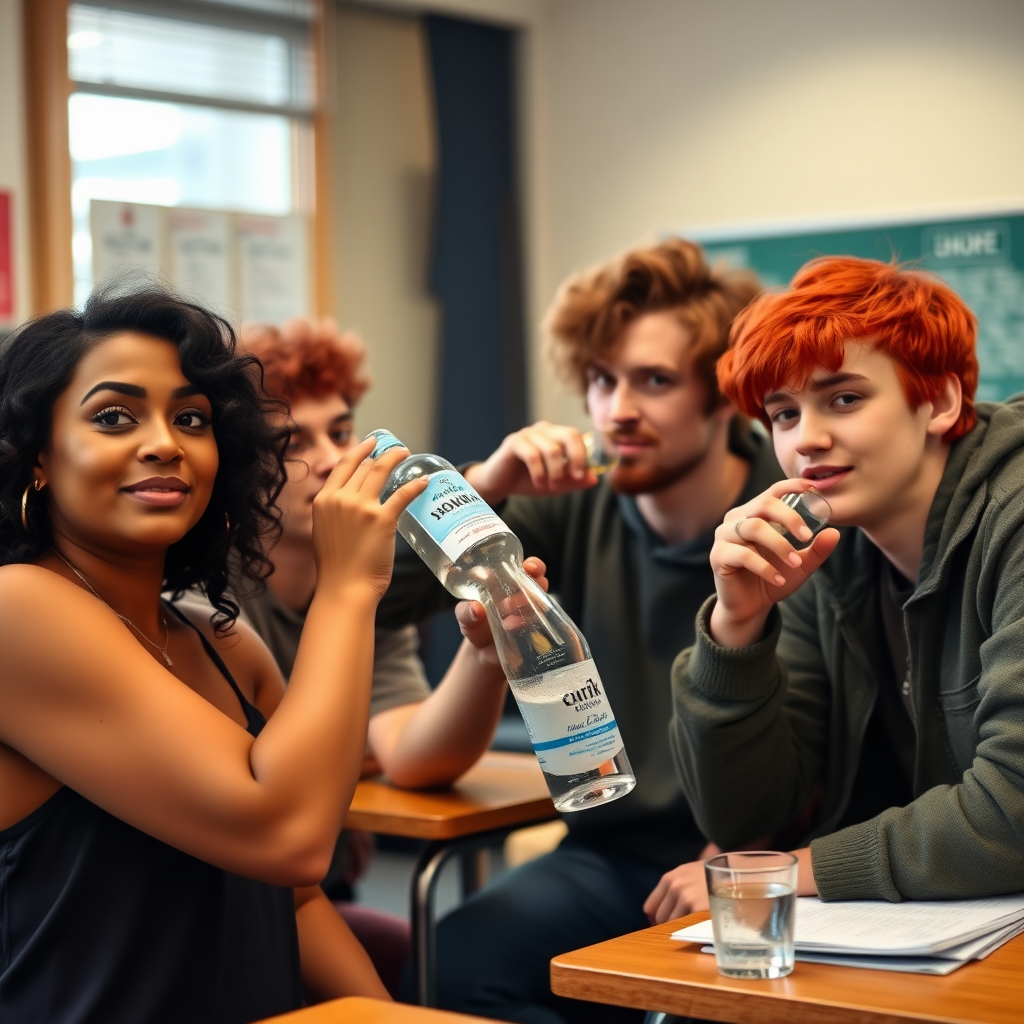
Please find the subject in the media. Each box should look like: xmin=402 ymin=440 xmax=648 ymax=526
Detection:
xmin=0 ymin=603 xmax=302 ymax=1024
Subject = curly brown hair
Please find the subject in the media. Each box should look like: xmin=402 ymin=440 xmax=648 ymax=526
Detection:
xmin=544 ymin=237 xmax=761 ymax=411
xmin=240 ymin=317 xmax=371 ymax=408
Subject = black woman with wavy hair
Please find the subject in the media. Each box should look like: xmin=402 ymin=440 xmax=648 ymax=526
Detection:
xmin=0 ymin=285 xmax=427 ymax=1023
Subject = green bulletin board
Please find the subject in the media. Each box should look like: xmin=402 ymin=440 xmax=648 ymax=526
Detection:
xmin=690 ymin=211 xmax=1024 ymax=401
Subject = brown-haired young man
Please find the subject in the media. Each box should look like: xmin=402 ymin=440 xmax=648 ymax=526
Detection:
xmin=378 ymin=238 xmax=778 ymax=1023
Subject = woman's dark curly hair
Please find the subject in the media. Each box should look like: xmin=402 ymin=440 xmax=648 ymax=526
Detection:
xmin=0 ymin=283 xmax=287 ymax=633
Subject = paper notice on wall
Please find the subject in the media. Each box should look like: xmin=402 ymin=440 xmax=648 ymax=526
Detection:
xmin=236 ymin=214 xmax=309 ymax=323
xmin=168 ymin=208 xmax=232 ymax=310
xmin=91 ymin=200 xmax=165 ymax=287
xmin=0 ymin=191 xmax=12 ymax=322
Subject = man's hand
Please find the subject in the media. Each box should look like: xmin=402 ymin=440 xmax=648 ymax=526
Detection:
xmin=794 ymin=847 xmax=817 ymax=895
xmin=644 ymin=845 xmax=818 ymax=925
xmin=454 ymin=557 xmax=549 ymax=668
xmin=643 ymin=852 xmax=715 ymax=925
xmin=465 ymin=422 xmax=600 ymax=505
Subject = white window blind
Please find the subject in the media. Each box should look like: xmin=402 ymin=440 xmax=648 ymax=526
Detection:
xmin=68 ymin=1 xmax=316 ymax=114
xmin=67 ymin=0 xmax=316 ymax=304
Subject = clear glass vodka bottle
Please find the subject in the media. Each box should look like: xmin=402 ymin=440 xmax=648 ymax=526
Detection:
xmin=367 ymin=429 xmax=635 ymax=812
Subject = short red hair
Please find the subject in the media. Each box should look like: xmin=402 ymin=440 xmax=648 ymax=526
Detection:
xmin=240 ymin=317 xmax=370 ymax=409
xmin=717 ymin=257 xmax=978 ymax=442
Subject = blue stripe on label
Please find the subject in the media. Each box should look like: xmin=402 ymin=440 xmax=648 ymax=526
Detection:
xmin=532 ymin=720 xmax=618 ymax=751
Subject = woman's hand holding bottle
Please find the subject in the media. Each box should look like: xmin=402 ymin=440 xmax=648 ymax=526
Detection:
xmin=709 ymin=479 xmax=841 ymax=649
xmin=312 ymin=438 xmax=429 ymax=602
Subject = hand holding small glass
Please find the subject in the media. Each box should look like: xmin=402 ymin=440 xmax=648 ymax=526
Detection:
xmin=710 ymin=481 xmax=841 ymax=651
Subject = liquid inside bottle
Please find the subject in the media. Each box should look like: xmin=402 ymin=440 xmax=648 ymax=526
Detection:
xmin=368 ymin=429 xmax=635 ymax=812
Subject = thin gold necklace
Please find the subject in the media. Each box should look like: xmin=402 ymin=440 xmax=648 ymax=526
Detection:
xmin=52 ymin=550 xmax=174 ymax=667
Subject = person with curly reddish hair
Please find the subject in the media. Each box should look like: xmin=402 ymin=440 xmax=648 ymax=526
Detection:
xmin=192 ymin=317 xmax=548 ymax=996
xmin=655 ymin=256 xmax=1024 ymax=921
xmin=378 ymin=238 xmax=774 ymax=1023
xmin=240 ymin=318 xmax=546 ymax=791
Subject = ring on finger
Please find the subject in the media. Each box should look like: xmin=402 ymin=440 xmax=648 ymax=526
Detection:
xmin=734 ymin=516 xmax=749 ymax=542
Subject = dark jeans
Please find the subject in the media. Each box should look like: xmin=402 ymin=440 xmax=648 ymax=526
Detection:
xmin=409 ymin=839 xmax=665 ymax=1024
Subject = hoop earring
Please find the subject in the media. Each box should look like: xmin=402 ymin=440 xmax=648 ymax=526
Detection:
xmin=21 ymin=479 xmax=42 ymax=533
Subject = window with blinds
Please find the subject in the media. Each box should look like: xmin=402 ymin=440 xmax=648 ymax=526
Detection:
xmin=67 ymin=0 xmax=317 ymax=303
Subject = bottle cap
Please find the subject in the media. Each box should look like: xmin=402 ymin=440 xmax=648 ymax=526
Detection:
xmin=364 ymin=428 xmax=406 ymax=459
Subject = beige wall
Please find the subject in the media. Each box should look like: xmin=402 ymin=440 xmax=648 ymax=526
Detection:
xmin=330 ymin=5 xmax=440 ymax=452
xmin=4 ymin=0 xmax=1021 ymax=438
xmin=341 ymin=0 xmax=1024 ymax=437
xmin=526 ymin=0 xmax=1024 ymax=427
xmin=0 ymin=0 xmax=30 ymax=328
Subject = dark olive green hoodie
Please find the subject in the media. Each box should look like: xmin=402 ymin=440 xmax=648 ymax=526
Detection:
xmin=670 ymin=397 xmax=1024 ymax=901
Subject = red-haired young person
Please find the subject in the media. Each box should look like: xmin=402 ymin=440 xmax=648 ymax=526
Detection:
xmin=650 ymin=256 xmax=1024 ymax=920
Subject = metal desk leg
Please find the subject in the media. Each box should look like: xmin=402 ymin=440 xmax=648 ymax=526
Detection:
xmin=410 ymin=840 xmax=461 ymax=1007
xmin=409 ymin=823 xmax=549 ymax=1007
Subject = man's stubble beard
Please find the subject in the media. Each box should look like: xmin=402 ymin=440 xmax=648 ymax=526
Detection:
xmin=608 ymin=445 xmax=712 ymax=496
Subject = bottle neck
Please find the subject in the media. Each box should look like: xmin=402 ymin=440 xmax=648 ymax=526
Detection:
xmin=461 ymin=552 xmax=526 ymax=606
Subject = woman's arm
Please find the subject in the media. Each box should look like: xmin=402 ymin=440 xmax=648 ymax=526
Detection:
xmin=0 ymin=442 xmax=426 ymax=887
xmin=294 ymin=886 xmax=390 ymax=1002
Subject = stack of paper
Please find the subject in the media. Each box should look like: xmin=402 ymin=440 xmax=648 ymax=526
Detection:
xmin=671 ymin=894 xmax=1024 ymax=974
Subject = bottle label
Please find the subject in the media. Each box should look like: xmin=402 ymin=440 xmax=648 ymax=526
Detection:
xmin=405 ymin=470 xmax=510 ymax=562
xmin=513 ymin=660 xmax=624 ymax=776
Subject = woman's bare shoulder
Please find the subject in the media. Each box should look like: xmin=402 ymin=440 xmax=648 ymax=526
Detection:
xmin=0 ymin=561 xmax=65 ymax=587
xmin=0 ymin=564 xmax=129 ymax=672
xmin=0 ymin=562 xmax=81 ymax=616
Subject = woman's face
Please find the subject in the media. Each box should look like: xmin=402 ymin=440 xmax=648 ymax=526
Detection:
xmin=37 ymin=331 xmax=219 ymax=557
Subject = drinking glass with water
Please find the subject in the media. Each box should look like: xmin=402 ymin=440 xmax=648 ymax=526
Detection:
xmin=705 ymin=851 xmax=798 ymax=979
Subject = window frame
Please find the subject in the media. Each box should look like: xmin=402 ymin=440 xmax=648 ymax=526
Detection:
xmin=24 ymin=0 xmax=334 ymax=315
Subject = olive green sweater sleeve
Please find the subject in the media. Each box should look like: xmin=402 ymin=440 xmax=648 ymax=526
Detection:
xmin=669 ymin=586 xmax=831 ymax=853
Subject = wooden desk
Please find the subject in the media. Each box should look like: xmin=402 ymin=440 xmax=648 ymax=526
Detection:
xmin=346 ymin=751 xmax=556 ymax=1007
xmin=550 ymin=912 xmax=1024 ymax=1024
xmin=259 ymin=995 xmax=494 ymax=1023
xmin=346 ymin=751 xmax=555 ymax=840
